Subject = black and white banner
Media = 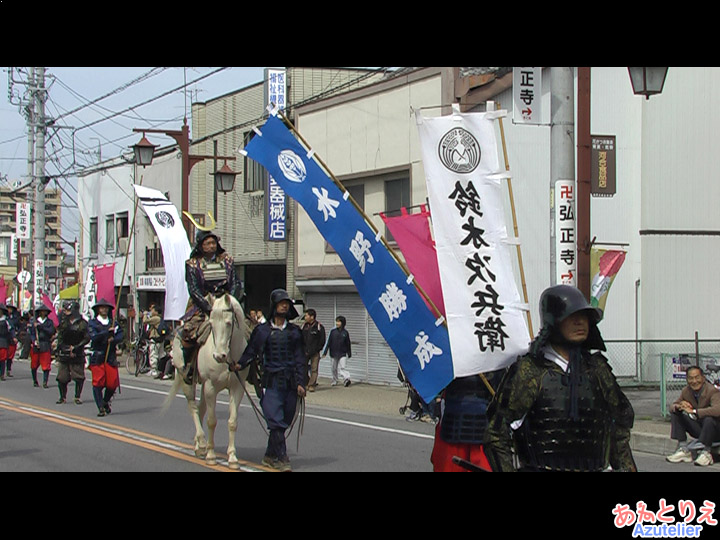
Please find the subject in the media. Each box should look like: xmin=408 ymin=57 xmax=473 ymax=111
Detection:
xmin=133 ymin=185 xmax=191 ymax=320
xmin=416 ymin=106 xmax=529 ymax=376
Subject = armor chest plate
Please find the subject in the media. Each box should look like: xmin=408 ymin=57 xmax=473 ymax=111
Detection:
xmin=201 ymin=260 xmax=226 ymax=282
xmin=515 ymin=365 xmax=612 ymax=471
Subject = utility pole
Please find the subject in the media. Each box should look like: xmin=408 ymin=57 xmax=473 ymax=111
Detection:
xmin=23 ymin=68 xmax=36 ymax=308
xmin=33 ymin=67 xmax=47 ymax=306
xmin=550 ymin=67 xmax=575 ymax=286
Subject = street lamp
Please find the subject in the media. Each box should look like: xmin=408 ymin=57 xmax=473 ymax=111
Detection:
xmin=628 ymin=67 xmax=668 ymax=100
xmin=213 ymin=162 xmax=238 ymax=193
xmin=131 ymin=124 xmax=236 ymax=237
xmin=132 ymin=135 xmax=157 ymax=167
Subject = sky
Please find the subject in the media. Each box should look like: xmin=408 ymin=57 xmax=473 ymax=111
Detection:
xmin=0 ymin=67 xmax=268 ymax=249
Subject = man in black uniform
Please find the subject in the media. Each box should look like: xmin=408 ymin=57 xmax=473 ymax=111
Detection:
xmin=484 ymin=284 xmax=637 ymax=472
xmin=55 ymin=301 xmax=90 ymax=405
xmin=232 ymin=289 xmax=306 ymax=472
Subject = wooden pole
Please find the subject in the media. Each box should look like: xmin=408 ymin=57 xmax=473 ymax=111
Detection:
xmin=103 ymin=175 xmax=143 ymax=363
xmin=496 ymin=103 xmax=534 ymax=338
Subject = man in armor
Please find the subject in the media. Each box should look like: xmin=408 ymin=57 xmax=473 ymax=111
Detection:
xmin=30 ymin=304 xmax=56 ymax=388
xmin=88 ymin=298 xmax=124 ymax=417
xmin=55 ymin=301 xmax=90 ymax=405
xmin=484 ymin=284 xmax=637 ymax=472
xmin=180 ymin=213 xmax=242 ymax=384
xmin=231 ymin=289 xmax=306 ymax=472
xmin=4 ymin=301 xmax=19 ymax=377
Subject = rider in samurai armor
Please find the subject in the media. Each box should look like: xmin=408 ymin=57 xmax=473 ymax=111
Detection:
xmin=180 ymin=213 xmax=243 ymax=384
xmin=55 ymin=300 xmax=90 ymax=405
xmin=232 ymin=289 xmax=306 ymax=472
xmin=484 ymin=284 xmax=638 ymax=472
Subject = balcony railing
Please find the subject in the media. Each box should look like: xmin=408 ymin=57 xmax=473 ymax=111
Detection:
xmin=146 ymin=246 xmax=164 ymax=270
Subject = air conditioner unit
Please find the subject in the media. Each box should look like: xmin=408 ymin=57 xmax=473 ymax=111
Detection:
xmin=117 ymin=237 xmax=129 ymax=254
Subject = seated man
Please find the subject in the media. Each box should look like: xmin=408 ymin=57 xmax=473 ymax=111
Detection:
xmin=666 ymin=365 xmax=720 ymax=467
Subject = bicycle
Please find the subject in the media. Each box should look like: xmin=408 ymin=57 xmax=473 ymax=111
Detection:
xmin=705 ymin=362 xmax=720 ymax=390
xmin=125 ymin=337 xmax=151 ymax=377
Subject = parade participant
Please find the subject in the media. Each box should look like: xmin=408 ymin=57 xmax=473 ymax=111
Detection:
xmin=430 ymin=371 xmax=503 ymax=472
xmin=180 ymin=214 xmax=242 ymax=384
xmin=55 ymin=301 xmax=90 ymax=405
xmin=30 ymin=303 xmax=56 ymax=388
xmin=231 ymin=289 xmax=306 ymax=472
xmin=484 ymin=284 xmax=637 ymax=472
xmin=143 ymin=304 xmax=165 ymax=378
xmin=0 ymin=304 xmax=13 ymax=381
xmin=301 ymin=308 xmax=325 ymax=392
xmin=5 ymin=301 xmax=19 ymax=377
xmin=88 ymin=298 xmax=124 ymax=417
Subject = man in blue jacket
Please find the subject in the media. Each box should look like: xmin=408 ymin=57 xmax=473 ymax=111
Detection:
xmin=323 ymin=316 xmax=352 ymax=387
xmin=232 ymin=289 xmax=306 ymax=472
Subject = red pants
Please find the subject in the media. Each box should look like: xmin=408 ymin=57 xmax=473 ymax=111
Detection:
xmin=90 ymin=364 xmax=120 ymax=390
xmin=430 ymin=424 xmax=492 ymax=472
xmin=30 ymin=350 xmax=52 ymax=371
xmin=0 ymin=348 xmax=7 ymax=361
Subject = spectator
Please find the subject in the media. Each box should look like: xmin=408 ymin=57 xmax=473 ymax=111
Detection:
xmin=323 ymin=315 xmax=352 ymax=387
xmin=302 ymin=308 xmax=326 ymax=392
xmin=143 ymin=304 xmax=166 ymax=378
xmin=666 ymin=365 xmax=720 ymax=467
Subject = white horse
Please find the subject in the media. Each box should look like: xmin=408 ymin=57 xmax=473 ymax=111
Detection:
xmin=164 ymin=292 xmax=250 ymax=469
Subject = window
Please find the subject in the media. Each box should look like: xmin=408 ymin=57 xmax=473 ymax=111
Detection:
xmin=384 ymin=176 xmax=410 ymax=243
xmin=243 ymin=130 xmax=268 ymax=192
xmin=89 ymin=218 xmax=98 ymax=256
xmin=115 ymin=212 xmax=129 ymax=250
xmin=105 ymin=216 xmax=115 ymax=252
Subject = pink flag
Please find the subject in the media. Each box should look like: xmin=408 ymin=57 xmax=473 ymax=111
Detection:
xmin=380 ymin=206 xmax=445 ymax=317
xmin=41 ymin=292 xmax=59 ymax=326
xmin=93 ymin=263 xmax=116 ymax=308
xmin=0 ymin=276 xmax=6 ymax=304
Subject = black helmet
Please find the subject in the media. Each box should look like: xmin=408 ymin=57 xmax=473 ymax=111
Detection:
xmin=91 ymin=298 xmax=115 ymax=312
xmin=189 ymin=230 xmax=225 ymax=259
xmin=529 ymin=285 xmax=605 ymax=355
xmin=269 ymin=289 xmax=300 ymax=320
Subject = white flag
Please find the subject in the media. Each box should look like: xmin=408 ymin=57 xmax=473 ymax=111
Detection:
xmin=416 ymin=107 xmax=529 ymax=377
xmin=133 ymin=185 xmax=191 ymax=321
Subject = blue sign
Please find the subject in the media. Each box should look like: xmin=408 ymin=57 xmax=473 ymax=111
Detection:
xmin=244 ymin=113 xmax=454 ymax=402
xmin=267 ymin=176 xmax=286 ymax=241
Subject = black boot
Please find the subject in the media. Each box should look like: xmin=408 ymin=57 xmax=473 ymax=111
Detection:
xmin=181 ymin=346 xmax=195 ymax=385
xmin=42 ymin=369 xmax=50 ymax=388
xmin=93 ymin=387 xmax=105 ymax=416
xmin=74 ymin=379 xmax=84 ymax=404
xmin=31 ymin=368 xmax=39 ymax=387
xmin=56 ymin=382 xmax=68 ymax=404
xmin=103 ymin=388 xmax=115 ymax=414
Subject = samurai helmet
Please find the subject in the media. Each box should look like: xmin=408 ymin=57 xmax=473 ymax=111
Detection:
xmin=184 ymin=211 xmax=226 ymax=258
xmin=269 ymin=289 xmax=300 ymax=320
xmin=529 ymin=284 xmax=605 ymax=355
xmin=92 ymin=298 xmax=115 ymax=313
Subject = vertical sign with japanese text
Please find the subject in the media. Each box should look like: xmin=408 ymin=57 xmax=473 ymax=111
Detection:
xmin=555 ymin=179 xmax=576 ymax=285
xmin=265 ymin=68 xmax=288 ymax=241
xmin=16 ymin=202 xmax=31 ymax=239
xmin=591 ymin=135 xmax=616 ymax=197
xmin=34 ymin=258 xmax=45 ymax=305
xmin=513 ymin=67 xmax=543 ymax=125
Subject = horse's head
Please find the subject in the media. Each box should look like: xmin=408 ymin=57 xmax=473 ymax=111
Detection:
xmin=208 ymin=292 xmax=246 ymax=364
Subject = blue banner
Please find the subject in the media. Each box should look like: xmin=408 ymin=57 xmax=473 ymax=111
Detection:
xmin=244 ymin=113 xmax=453 ymax=402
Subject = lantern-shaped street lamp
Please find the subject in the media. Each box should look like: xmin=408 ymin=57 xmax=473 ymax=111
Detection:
xmin=133 ymin=135 xmax=157 ymax=166
xmin=213 ymin=162 xmax=238 ymax=193
xmin=628 ymin=67 xmax=668 ymax=100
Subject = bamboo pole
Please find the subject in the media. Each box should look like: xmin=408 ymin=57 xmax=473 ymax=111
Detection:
xmin=496 ymin=104 xmax=534 ymax=339
xmin=103 ymin=174 xmax=143 ymax=363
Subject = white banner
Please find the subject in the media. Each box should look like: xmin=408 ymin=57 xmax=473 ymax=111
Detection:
xmin=82 ymin=264 xmax=96 ymax=320
xmin=133 ymin=185 xmax=191 ymax=320
xmin=554 ymin=179 xmax=576 ymax=285
xmin=416 ymin=107 xmax=529 ymax=377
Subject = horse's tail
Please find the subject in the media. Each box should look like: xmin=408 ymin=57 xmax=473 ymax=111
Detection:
xmin=161 ymin=371 xmax=183 ymax=414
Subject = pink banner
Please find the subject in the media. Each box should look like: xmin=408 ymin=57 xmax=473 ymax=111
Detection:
xmin=41 ymin=292 xmax=59 ymax=326
xmin=93 ymin=264 xmax=116 ymax=308
xmin=0 ymin=276 xmax=6 ymax=305
xmin=381 ymin=206 xmax=445 ymax=317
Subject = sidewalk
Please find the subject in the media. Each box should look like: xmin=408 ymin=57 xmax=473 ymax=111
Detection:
xmin=301 ymin=378 xmax=676 ymax=457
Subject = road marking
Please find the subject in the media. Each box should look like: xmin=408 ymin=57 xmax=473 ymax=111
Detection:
xmin=0 ymin=396 xmax=272 ymax=472
xmin=122 ymin=382 xmax=435 ymax=440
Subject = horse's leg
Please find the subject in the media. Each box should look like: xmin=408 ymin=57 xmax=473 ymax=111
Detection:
xmin=203 ymin=383 xmax=219 ymax=465
xmin=183 ymin=381 xmax=207 ymax=458
xmin=226 ymin=379 xmax=243 ymax=470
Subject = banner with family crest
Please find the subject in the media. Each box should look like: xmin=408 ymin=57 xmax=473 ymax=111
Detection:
xmin=416 ymin=106 xmax=529 ymax=377
xmin=243 ymin=112 xmax=453 ymax=403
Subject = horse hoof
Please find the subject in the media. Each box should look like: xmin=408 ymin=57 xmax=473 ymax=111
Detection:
xmin=206 ymin=458 xmax=217 ymax=466
xmin=195 ymin=449 xmax=207 ymax=459
xmin=228 ymin=461 xmax=240 ymax=470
